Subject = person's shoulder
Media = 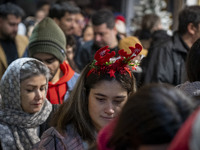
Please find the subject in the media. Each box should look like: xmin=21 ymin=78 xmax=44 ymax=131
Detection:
xmin=40 ymin=127 xmax=61 ymax=138
xmin=0 ymin=123 xmax=13 ymax=139
xmin=33 ymin=127 xmax=65 ymax=150
xmin=37 ymin=127 xmax=63 ymax=145
xmin=149 ymin=36 xmax=173 ymax=54
xmin=35 ymin=126 xmax=84 ymax=150
xmin=0 ymin=123 xmax=11 ymax=132
xmin=0 ymin=123 xmax=16 ymax=150
xmin=15 ymin=35 xmax=29 ymax=43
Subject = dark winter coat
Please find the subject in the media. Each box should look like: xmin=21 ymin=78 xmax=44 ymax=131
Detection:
xmin=141 ymin=32 xmax=188 ymax=86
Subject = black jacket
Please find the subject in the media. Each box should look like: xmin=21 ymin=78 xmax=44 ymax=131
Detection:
xmin=75 ymin=35 xmax=121 ymax=71
xmin=141 ymin=32 xmax=188 ymax=86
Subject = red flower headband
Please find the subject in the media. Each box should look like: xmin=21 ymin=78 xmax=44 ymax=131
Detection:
xmin=87 ymin=43 xmax=142 ymax=78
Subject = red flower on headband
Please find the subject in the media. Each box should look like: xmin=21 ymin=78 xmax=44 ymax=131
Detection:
xmin=94 ymin=46 xmax=116 ymax=65
xmin=87 ymin=43 xmax=142 ymax=78
xmin=118 ymin=43 xmax=142 ymax=61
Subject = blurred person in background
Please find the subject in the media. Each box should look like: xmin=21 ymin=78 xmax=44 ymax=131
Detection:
xmin=82 ymin=24 xmax=94 ymax=43
xmin=141 ymin=6 xmax=200 ymax=86
xmin=65 ymin=35 xmax=80 ymax=73
xmin=75 ymin=9 xmax=120 ymax=71
xmin=36 ymin=0 xmax=51 ymax=17
xmin=115 ymin=15 xmax=127 ymax=39
xmin=49 ymin=1 xmax=80 ymax=36
xmin=0 ymin=2 xmax=28 ymax=80
xmin=176 ymin=38 xmax=200 ymax=99
xmin=134 ymin=13 xmax=170 ymax=50
xmin=73 ymin=11 xmax=86 ymax=38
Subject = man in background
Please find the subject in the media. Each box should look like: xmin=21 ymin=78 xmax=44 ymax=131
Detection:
xmin=141 ymin=6 xmax=200 ymax=86
xmin=0 ymin=3 xmax=28 ymax=79
xmin=49 ymin=1 xmax=80 ymax=36
xmin=75 ymin=9 xmax=120 ymax=71
xmin=28 ymin=17 xmax=79 ymax=104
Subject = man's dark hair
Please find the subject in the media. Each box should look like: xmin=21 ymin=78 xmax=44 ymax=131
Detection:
xmin=49 ymin=2 xmax=80 ymax=19
xmin=178 ymin=5 xmax=200 ymax=35
xmin=91 ymin=9 xmax=115 ymax=29
xmin=0 ymin=2 xmax=25 ymax=18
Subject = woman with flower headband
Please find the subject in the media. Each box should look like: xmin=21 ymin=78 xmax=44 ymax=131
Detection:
xmin=33 ymin=43 xmax=142 ymax=149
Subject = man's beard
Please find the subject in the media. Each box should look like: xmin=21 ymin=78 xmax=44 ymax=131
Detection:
xmin=49 ymin=67 xmax=60 ymax=82
xmin=1 ymin=31 xmax=17 ymax=40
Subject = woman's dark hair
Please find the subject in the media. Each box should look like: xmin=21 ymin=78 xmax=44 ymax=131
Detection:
xmin=51 ymin=63 xmax=136 ymax=144
xmin=66 ymin=35 xmax=76 ymax=50
xmin=187 ymin=38 xmax=200 ymax=82
xmin=108 ymin=83 xmax=194 ymax=150
xmin=141 ymin=14 xmax=160 ymax=32
xmin=85 ymin=70 xmax=135 ymax=97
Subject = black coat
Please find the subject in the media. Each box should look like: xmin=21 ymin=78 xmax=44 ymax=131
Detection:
xmin=141 ymin=32 xmax=188 ymax=86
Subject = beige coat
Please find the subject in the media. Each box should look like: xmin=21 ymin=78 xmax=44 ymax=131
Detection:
xmin=0 ymin=35 xmax=28 ymax=80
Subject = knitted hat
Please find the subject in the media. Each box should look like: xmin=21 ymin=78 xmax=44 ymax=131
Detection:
xmin=28 ymin=17 xmax=66 ymax=62
xmin=119 ymin=36 xmax=148 ymax=56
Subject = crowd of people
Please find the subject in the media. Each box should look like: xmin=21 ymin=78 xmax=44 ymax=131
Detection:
xmin=0 ymin=1 xmax=200 ymax=150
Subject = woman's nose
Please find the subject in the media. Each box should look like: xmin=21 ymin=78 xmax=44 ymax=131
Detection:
xmin=104 ymin=102 xmax=115 ymax=115
xmin=35 ymin=90 xmax=42 ymax=100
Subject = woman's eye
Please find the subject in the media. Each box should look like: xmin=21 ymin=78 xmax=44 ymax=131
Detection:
xmin=40 ymin=86 xmax=46 ymax=91
xmin=26 ymin=89 xmax=33 ymax=92
xmin=96 ymin=97 xmax=105 ymax=102
xmin=46 ymin=58 xmax=56 ymax=64
xmin=113 ymin=100 xmax=123 ymax=105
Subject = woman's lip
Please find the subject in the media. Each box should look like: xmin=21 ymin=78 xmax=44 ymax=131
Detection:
xmin=101 ymin=116 xmax=114 ymax=120
xmin=33 ymin=103 xmax=42 ymax=106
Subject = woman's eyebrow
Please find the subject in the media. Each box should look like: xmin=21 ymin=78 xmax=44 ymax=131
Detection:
xmin=94 ymin=93 xmax=107 ymax=97
xmin=26 ymin=83 xmax=47 ymax=87
xmin=94 ymin=93 xmax=127 ymax=98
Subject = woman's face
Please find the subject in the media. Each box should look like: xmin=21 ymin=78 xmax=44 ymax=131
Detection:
xmin=20 ymin=74 xmax=47 ymax=114
xmin=83 ymin=26 xmax=94 ymax=42
xmin=88 ymin=80 xmax=128 ymax=131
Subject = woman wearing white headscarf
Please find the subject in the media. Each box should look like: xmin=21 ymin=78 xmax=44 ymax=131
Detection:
xmin=0 ymin=58 xmax=52 ymax=150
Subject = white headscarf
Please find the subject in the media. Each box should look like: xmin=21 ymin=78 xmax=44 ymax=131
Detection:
xmin=0 ymin=58 xmax=52 ymax=150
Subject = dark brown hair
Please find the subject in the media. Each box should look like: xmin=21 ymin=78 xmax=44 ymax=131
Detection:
xmin=51 ymin=63 xmax=136 ymax=144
